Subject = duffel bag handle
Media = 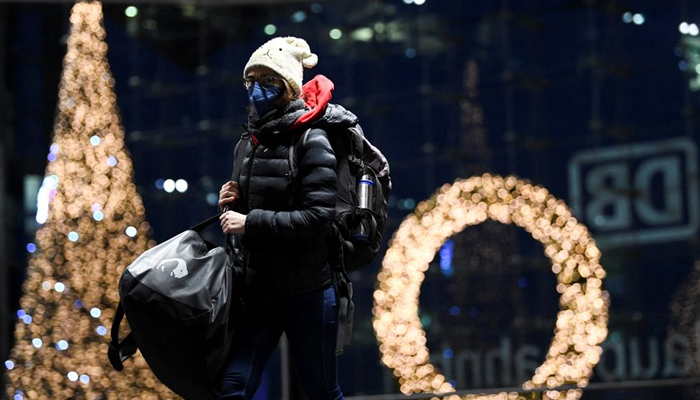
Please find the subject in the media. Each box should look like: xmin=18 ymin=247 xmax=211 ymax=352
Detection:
xmin=190 ymin=212 xmax=223 ymax=233
xmin=108 ymin=303 xmax=138 ymax=371
xmin=190 ymin=211 xmax=238 ymax=252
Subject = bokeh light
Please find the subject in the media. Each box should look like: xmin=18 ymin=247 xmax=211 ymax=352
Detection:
xmin=373 ymin=174 xmax=609 ymax=400
xmin=163 ymin=178 xmax=176 ymax=193
xmin=89 ymin=308 xmax=102 ymax=319
xmin=4 ymin=2 xmax=176 ymax=398
xmin=175 ymin=179 xmax=188 ymax=193
xmin=264 ymin=24 xmax=277 ymax=35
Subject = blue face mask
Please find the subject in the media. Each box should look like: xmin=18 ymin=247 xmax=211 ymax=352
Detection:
xmin=248 ymin=82 xmax=283 ymax=117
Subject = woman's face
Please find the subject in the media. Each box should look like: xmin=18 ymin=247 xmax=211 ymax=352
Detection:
xmin=244 ymin=66 xmax=286 ymax=92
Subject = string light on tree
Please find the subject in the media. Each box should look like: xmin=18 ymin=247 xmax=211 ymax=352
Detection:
xmin=4 ymin=2 xmax=176 ymax=399
xmin=373 ymin=174 xmax=609 ymax=400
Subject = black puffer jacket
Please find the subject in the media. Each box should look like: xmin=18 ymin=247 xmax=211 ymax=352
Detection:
xmin=232 ymin=116 xmax=344 ymax=295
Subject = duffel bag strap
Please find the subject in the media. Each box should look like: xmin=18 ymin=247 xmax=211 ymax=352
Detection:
xmin=108 ymin=303 xmax=138 ymax=371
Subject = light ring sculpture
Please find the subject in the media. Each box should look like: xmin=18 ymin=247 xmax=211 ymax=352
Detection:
xmin=373 ymin=174 xmax=609 ymax=400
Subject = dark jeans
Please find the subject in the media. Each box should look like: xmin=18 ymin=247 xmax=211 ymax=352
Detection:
xmin=219 ymin=285 xmax=345 ymax=400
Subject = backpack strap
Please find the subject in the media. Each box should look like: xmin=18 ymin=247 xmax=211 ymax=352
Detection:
xmin=335 ymin=269 xmax=354 ymax=355
xmin=329 ymin=225 xmax=355 ymax=355
xmin=286 ymin=128 xmax=312 ymax=183
xmin=108 ymin=303 xmax=138 ymax=371
xmin=231 ymin=134 xmax=248 ymax=183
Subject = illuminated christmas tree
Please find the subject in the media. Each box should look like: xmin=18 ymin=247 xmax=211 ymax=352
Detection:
xmin=4 ymin=2 xmax=177 ymax=399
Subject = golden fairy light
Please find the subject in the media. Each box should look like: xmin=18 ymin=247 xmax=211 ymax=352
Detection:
xmin=373 ymin=174 xmax=609 ymax=400
xmin=4 ymin=2 xmax=177 ymax=399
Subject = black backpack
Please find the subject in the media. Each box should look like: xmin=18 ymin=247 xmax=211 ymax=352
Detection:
xmin=108 ymin=214 xmax=236 ymax=399
xmin=289 ymin=123 xmax=391 ymax=272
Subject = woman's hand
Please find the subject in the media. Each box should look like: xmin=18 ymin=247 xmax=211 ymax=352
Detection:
xmin=219 ymin=181 xmax=241 ymax=209
xmin=220 ymin=211 xmax=247 ymax=234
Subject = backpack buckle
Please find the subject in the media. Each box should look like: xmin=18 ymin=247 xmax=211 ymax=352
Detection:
xmin=285 ymin=170 xmax=298 ymax=183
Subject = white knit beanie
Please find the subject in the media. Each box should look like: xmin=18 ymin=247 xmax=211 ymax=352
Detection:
xmin=243 ymin=36 xmax=318 ymax=96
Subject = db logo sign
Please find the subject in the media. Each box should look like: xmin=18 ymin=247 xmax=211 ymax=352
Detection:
xmin=569 ymin=137 xmax=699 ymax=248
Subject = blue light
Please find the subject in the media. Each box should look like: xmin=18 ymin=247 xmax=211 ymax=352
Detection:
xmin=5 ymin=360 xmax=15 ymax=370
xmin=449 ymin=306 xmax=460 ymax=316
xmin=93 ymin=211 xmax=104 ymax=221
xmin=398 ymin=198 xmax=416 ymax=210
xmin=79 ymin=374 xmax=90 ymax=384
xmin=517 ymin=277 xmax=529 ymax=288
xmin=443 ymin=349 xmax=454 ymax=359
xmin=16 ymin=310 xmax=26 ymax=318
xmin=155 ymin=179 xmax=165 ymax=189
xmin=31 ymin=338 xmax=43 ymax=348
xmin=439 ymin=240 xmax=454 ymax=277
xmin=90 ymin=308 xmax=102 ymax=318
xmin=206 ymin=193 xmax=219 ymax=206
xmin=56 ymin=340 xmax=69 ymax=351
xmin=680 ymin=60 xmax=688 ymax=71
xmin=68 ymin=231 xmax=79 ymax=242
xmin=107 ymin=156 xmax=118 ymax=167
xmin=14 ymin=391 xmax=24 ymax=400
xmin=22 ymin=315 xmax=32 ymax=324
xmin=96 ymin=326 xmax=107 ymax=336
xmin=89 ymin=136 xmax=101 ymax=146
xmin=622 ymin=12 xmax=632 ymax=23
xmin=47 ymin=153 xmax=57 ymax=162
xmin=468 ymin=306 xmax=480 ymax=318
xmin=405 ymin=48 xmax=417 ymax=58
xmin=26 ymin=243 xmax=37 ymax=253
xmin=74 ymin=300 xmax=83 ymax=310
xmin=291 ymin=10 xmax=307 ymax=23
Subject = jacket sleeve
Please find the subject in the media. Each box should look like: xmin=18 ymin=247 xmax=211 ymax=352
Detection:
xmin=244 ymin=128 xmax=337 ymax=240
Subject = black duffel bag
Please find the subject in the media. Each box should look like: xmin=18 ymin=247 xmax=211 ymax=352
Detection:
xmin=108 ymin=214 xmax=238 ymax=399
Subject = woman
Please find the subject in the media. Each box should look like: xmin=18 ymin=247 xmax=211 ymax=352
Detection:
xmin=217 ymin=36 xmax=349 ymax=400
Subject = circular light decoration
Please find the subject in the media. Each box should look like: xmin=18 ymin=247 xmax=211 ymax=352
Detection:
xmin=67 ymin=371 xmax=79 ymax=382
xmin=373 ymin=174 xmax=609 ymax=400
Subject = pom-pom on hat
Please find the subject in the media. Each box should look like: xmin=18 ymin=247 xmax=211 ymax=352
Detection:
xmin=243 ymin=36 xmax=318 ymax=96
